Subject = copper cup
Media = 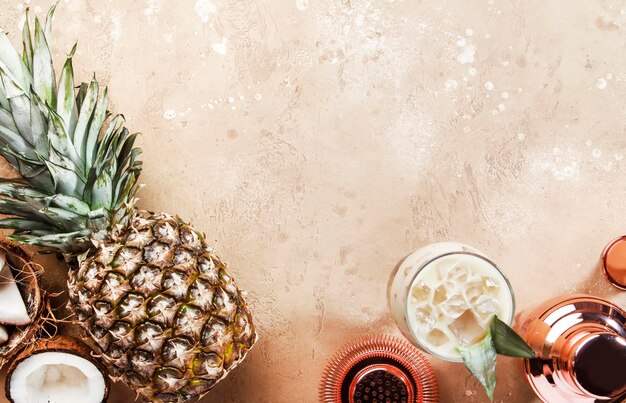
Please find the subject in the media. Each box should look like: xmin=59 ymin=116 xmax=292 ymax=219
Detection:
xmin=515 ymin=294 xmax=626 ymax=402
xmin=601 ymin=236 xmax=626 ymax=289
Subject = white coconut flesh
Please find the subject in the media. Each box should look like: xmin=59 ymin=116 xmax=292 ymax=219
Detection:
xmin=9 ymin=352 xmax=106 ymax=403
xmin=0 ymin=252 xmax=30 ymax=325
xmin=0 ymin=324 xmax=8 ymax=344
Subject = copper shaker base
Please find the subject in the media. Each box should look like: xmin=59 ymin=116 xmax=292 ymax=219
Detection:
xmin=515 ymin=295 xmax=626 ymax=402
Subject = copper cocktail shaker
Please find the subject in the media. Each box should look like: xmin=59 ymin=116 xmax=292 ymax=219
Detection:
xmin=515 ymin=294 xmax=626 ymax=402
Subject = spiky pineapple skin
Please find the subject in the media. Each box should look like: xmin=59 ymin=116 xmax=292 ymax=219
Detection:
xmin=67 ymin=210 xmax=257 ymax=402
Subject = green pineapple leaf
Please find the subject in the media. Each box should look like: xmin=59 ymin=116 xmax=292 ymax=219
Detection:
xmin=45 ymin=194 xmax=91 ymax=216
xmin=0 ymin=28 xmax=32 ymax=91
xmin=0 ymin=78 xmax=8 ymax=109
xmin=0 ymin=181 xmax=48 ymax=199
xmin=458 ymin=328 xmax=497 ymax=401
xmin=0 ymin=72 xmax=41 ymax=152
xmin=0 ymin=115 xmax=36 ymax=160
xmin=91 ymin=170 xmax=113 ymax=210
xmin=33 ymin=17 xmax=56 ymax=108
xmin=29 ymin=95 xmax=49 ymax=155
xmin=56 ymin=46 xmax=77 ymax=136
xmin=43 ymin=3 xmax=57 ymax=42
xmin=21 ymin=8 xmax=33 ymax=71
xmin=0 ymin=198 xmax=52 ymax=223
xmin=490 ymin=315 xmax=535 ymax=358
xmin=44 ymin=158 xmax=84 ymax=196
xmin=0 ymin=217 xmax=54 ymax=231
xmin=73 ymin=78 xmax=98 ymax=164
xmin=84 ymin=87 xmax=108 ymax=172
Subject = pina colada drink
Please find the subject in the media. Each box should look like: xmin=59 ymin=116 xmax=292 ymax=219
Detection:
xmin=388 ymin=242 xmax=515 ymax=362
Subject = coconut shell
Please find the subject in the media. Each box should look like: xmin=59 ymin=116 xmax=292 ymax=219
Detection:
xmin=5 ymin=335 xmax=110 ymax=403
xmin=0 ymin=239 xmax=44 ymax=368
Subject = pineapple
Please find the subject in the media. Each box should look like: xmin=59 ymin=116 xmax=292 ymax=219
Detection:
xmin=0 ymin=6 xmax=257 ymax=402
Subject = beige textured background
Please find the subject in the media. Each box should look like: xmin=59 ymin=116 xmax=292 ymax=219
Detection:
xmin=1 ymin=0 xmax=626 ymax=402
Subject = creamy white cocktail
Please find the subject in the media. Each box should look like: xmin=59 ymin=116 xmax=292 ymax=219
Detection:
xmin=388 ymin=242 xmax=515 ymax=361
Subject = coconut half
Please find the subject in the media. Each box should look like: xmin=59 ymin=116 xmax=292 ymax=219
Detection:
xmin=6 ymin=336 xmax=109 ymax=403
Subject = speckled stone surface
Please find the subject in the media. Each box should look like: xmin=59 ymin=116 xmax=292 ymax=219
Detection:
xmin=1 ymin=0 xmax=626 ymax=402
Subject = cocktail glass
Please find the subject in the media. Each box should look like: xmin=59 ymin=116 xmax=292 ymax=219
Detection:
xmin=388 ymin=242 xmax=515 ymax=362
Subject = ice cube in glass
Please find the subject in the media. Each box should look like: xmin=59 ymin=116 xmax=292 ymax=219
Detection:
xmin=448 ymin=309 xmax=486 ymax=346
xmin=482 ymin=276 xmax=500 ymax=295
xmin=445 ymin=262 xmax=470 ymax=284
xmin=426 ymin=328 xmax=449 ymax=347
xmin=411 ymin=280 xmax=431 ymax=303
xmin=414 ymin=305 xmax=436 ymax=333
xmin=441 ymin=294 xmax=468 ymax=318
xmin=464 ymin=277 xmax=485 ymax=303
xmin=473 ymin=294 xmax=500 ymax=319
xmin=433 ymin=285 xmax=447 ymax=305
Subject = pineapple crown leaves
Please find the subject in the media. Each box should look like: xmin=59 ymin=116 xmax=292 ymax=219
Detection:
xmin=459 ymin=316 xmax=536 ymax=401
xmin=0 ymin=5 xmax=142 ymax=252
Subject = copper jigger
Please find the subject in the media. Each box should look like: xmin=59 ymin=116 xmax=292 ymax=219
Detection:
xmin=515 ymin=294 xmax=626 ymax=402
